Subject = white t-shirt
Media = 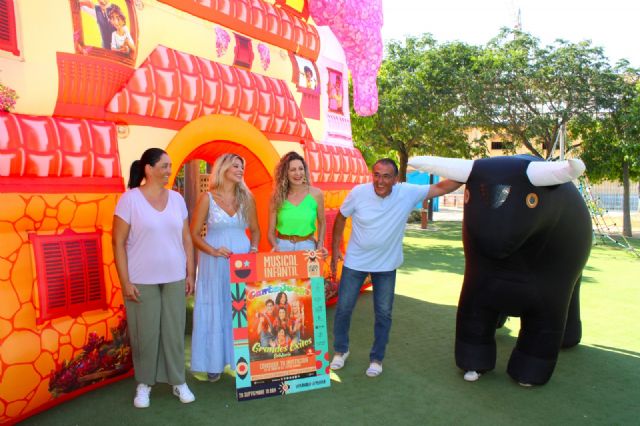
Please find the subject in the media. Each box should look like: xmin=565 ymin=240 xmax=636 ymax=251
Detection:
xmin=340 ymin=183 xmax=430 ymax=272
xmin=111 ymin=26 xmax=134 ymax=51
xmin=115 ymin=188 xmax=188 ymax=284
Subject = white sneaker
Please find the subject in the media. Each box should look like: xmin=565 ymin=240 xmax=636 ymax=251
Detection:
xmin=463 ymin=371 xmax=480 ymax=382
xmin=172 ymin=383 xmax=195 ymax=403
xmin=133 ymin=383 xmax=151 ymax=408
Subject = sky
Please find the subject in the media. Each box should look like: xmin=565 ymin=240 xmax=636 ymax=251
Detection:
xmin=381 ymin=0 xmax=640 ymax=67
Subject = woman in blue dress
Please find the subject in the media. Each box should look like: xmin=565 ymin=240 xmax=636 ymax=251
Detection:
xmin=190 ymin=153 xmax=260 ymax=382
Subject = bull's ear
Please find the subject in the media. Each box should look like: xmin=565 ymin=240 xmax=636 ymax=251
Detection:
xmin=526 ymin=159 xmax=586 ymax=186
xmin=408 ymin=156 xmax=473 ymax=183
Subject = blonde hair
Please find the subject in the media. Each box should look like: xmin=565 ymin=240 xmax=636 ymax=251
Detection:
xmin=271 ymin=151 xmax=311 ymax=212
xmin=209 ymin=153 xmax=252 ymax=219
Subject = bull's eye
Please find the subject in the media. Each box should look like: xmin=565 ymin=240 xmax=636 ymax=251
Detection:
xmin=526 ymin=193 xmax=539 ymax=208
xmin=464 ymin=189 xmax=470 ymax=204
xmin=479 ymin=184 xmax=511 ymax=208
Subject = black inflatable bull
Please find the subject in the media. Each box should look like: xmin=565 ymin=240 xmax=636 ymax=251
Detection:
xmin=409 ymin=155 xmax=592 ymax=386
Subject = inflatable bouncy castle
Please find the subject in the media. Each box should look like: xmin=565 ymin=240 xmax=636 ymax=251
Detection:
xmin=0 ymin=0 xmax=382 ymax=422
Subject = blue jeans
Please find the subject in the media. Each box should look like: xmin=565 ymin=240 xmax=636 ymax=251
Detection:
xmin=276 ymin=237 xmax=316 ymax=252
xmin=333 ymin=266 xmax=396 ymax=362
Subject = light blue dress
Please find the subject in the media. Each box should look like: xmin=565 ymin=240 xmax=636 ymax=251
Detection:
xmin=191 ymin=193 xmax=250 ymax=374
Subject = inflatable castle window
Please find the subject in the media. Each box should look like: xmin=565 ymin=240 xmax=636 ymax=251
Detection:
xmin=0 ymin=0 xmax=20 ymax=57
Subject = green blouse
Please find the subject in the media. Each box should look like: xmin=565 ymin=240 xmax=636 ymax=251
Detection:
xmin=276 ymin=193 xmax=318 ymax=236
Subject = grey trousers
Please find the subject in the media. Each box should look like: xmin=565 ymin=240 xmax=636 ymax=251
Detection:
xmin=125 ymin=280 xmax=186 ymax=386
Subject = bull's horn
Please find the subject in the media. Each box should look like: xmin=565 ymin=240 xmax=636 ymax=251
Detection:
xmin=526 ymin=159 xmax=586 ymax=186
xmin=408 ymin=156 xmax=473 ymax=183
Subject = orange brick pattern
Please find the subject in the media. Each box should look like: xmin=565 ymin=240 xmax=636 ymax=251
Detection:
xmin=305 ymin=140 xmax=370 ymax=187
xmin=0 ymin=112 xmax=122 ymax=181
xmin=107 ymin=45 xmax=312 ymax=140
xmin=158 ymin=0 xmax=320 ymax=60
xmin=0 ymin=193 xmax=126 ymax=424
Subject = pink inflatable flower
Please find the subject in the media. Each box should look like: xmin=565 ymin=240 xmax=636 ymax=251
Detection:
xmin=215 ymin=27 xmax=231 ymax=57
xmin=309 ymin=0 xmax=383 ymax=116
xmin=258 ymin=43 xmax=271 ymax=70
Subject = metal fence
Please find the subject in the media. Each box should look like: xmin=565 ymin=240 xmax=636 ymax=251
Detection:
xmin=437 ymin=181 xmax=639 ymax=212
xmin=589 ymin=181 xmax=639 ymax=211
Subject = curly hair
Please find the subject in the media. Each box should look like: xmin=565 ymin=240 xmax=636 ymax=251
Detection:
xmin=209 ymin=153 xmax=252 ymax=219
xmin=270 ymin=151 xmax=311 ymax=212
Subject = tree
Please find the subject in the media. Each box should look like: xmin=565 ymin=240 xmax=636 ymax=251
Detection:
xmin=571 ymin=65 xmax=640 ymax=237
xmin=350 ymin=34 xmax=484 ymax=181
xmin=463 ymin=29 xmax=618 ymax=159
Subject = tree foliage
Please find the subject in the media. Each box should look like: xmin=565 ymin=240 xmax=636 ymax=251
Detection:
xmin=571 ymin=65 xmax=640 ymax=236
xmin=463 ymin=29 xmax=618 ymax=159
xmin=349 ymin=30 xmax=638 ymax=234
xmin=572 ymin=69 xmax=640 ymax=181
xmin=350 ymin=34 xmax=484 ymax=181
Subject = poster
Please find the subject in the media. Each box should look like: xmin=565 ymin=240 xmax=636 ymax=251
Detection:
xmin=327 ymin=68 xmax=344 ymax=113
xmin=230 ymin=251 xmax=331 ymax=401
xmin=294 ymin=55 xmax=318 ymax=92
xmin=70 ymin=0 xmax=138 ymax=64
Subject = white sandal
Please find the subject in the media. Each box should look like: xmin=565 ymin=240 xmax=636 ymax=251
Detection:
xmin=330 ymin=351 xmax=350 ymax=370
xmin=365 ymin=362 xmax=383 ymax=377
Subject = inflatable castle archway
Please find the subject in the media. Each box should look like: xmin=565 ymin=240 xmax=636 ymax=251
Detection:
xmin=164 ymin=114 xmax=281 ymax=249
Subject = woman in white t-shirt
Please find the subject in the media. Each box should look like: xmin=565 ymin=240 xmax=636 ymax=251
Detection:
xmin=113 ymin=148 xmax=195 ymax=409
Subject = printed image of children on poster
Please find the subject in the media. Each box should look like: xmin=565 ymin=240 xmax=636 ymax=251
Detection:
xmin=247 ymin=279 xmax=316 ymax=381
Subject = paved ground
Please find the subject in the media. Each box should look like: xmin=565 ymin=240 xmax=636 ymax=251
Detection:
xmin=406 ymin=207 xmax=462 ymax=231
xmin=598 ymin=210 xmax=640 ymax=238
xmin=432 ymin=207 xmax=463 ymax=222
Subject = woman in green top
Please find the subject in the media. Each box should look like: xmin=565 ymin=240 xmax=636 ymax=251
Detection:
xmin=268 ymin=151 xmax=327 ymax=255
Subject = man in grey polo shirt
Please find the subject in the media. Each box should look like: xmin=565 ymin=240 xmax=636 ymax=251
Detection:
xmin=329 ymin=158 xmax=462 ymax=377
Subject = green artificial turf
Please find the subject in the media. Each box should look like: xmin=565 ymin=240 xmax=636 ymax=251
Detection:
xmin=21 ymin=222 xmax=640 ymax=426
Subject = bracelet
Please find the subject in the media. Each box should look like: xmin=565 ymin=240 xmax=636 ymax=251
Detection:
xmin=250 ymin=245 xmax=258 ymax=252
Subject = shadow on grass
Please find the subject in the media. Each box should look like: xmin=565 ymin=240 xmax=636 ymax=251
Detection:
xmin=593 ymin=234 xmax=640 ymax=251
xmin=405 ymin=222 xmax=464 ymax=243
xmin=402 ymin=244 xmax=465 ymax=275
xmin=401 ymin=222 xmax=465 ymax=275
xmin=22 ymin=291 xmax=639 ymax=426
xmin=20 ymin=220 xmax=639 ymax=425
xmin=581 ymin=264 xmax=601 ymax=284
